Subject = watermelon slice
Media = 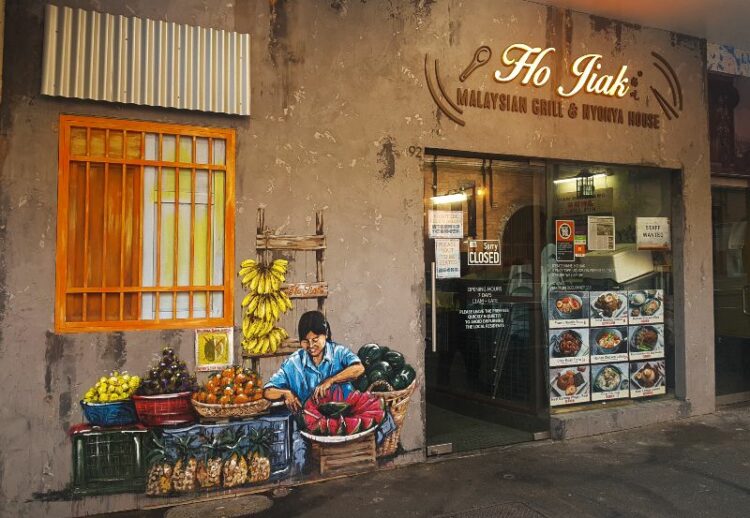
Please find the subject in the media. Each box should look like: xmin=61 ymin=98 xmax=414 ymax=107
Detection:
xmin=346 ymin=390 xmax=362 ymax=407
xmin=344 ymin=417 xmax=362 ymax=435
xmin=318 ymin=417 xmax=329 ymax=435
xmin=328 ymin=417 xmax=341 ymax=435
xmin=360 ymin=416 xmax=375 ymax=430
xmin=358 ymin=409 xmax=385 ymax=424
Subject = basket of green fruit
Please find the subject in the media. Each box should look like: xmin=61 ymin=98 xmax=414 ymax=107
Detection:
xmin=80 ymin=371 xmax=141 ymax=427
xmin=354 ymin=343 xmax=417 ymax=457
xmin=133 ymin=348 xmax=199 ymax=427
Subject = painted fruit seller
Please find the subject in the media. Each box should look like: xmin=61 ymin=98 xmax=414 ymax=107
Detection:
xmin=263 ymin=311 xmax=366 ymax=411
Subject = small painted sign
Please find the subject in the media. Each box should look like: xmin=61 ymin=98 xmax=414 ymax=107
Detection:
xmin=435 ymin=239 xmax=461 ymax=279
xmin=468 ymin=240 xmax=501 ymax=266
xmin=636 ymin=217 xmax=671 ymax=251
xmin=555 ymin=220 xmax=575 ymax=262
xmin=574 ymin=235 xmax=587 ymax=257
xmin=195 ymin=328 xmax=234 ymax=372
xmin=587 ymin=216 xmax=615 ymax=251
xmin=428 ymin=210 xmax=463 ymax=238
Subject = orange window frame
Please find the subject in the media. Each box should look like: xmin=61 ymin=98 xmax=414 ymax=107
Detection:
xmin=55 ymin=115 xmax=235 ymax=333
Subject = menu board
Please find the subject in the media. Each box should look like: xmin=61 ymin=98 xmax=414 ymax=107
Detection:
xmin=589 ymin=291 xmax=628 ymax=327
xmin=547 ymin=288 xmax=668 ymax=406
xmin=629 ymin=360 xmax=666 ymax=397
xmin=627 ymin=289 xmax=664 ymax=324
xmin=548 ymin=291 xmax=590 ymax=329
xmin=591 ymin=363 xmax=630 ymax=401
xmin=628 ymin=324 xmax=665 ymax=360
xmin=548 ymin=329 xmax=589 ymax=367
xmin=549 ymin=366 xmax=590 ymax=406
xmin=589 ymin=327 xmax=629 ymax=364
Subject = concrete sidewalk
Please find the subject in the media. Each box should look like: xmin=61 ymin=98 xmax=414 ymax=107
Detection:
xmin=253 ymin=403 xmax=750 ymax=518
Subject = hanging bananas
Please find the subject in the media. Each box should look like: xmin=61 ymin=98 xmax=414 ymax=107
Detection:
xmin=239 ymin=259 xmax=292 ymax=355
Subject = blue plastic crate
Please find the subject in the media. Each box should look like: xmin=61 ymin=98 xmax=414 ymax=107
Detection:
xmin=81 ymin=399 xmax=138 ymax=427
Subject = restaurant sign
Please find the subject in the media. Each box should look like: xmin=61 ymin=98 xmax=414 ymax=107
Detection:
xmin=425 ymin=41 xmax=682 ymax=129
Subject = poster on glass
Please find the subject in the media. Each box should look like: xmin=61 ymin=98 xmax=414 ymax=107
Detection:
xmin=629 ymin=360 xmax=666 ymax=397
xmin=589 ymin=327 xmax=629 ymax=364
xmin=589 ymin=291 xmax=628 ymax=327
xmin=548 ymin=329 xmax=590 ymax=367
xmin=548 ymin=290 xmax=590 ymax=329
xmin=591 ymin=363 xmax=630 ymax=401
xmin=628 ymin=324 xmax=665 ymax=360
xmin=549 ymin=366 xmax=590 ymax=406
xmin=628 ymin=289 xmax=664 ymax=324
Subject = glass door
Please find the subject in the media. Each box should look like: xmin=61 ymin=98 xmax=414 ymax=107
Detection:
xmin=713 ymin=181 xmax=750 ymax=402
xmin=424 ymin=153 xmax=549 ymax=454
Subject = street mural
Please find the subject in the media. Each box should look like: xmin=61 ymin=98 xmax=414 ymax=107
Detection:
xmin=70 ymin=209 xmax=417 ymax=497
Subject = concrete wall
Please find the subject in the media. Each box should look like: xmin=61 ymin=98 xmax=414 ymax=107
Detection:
xmin=0 ymin=1 xmax=711 ymax=516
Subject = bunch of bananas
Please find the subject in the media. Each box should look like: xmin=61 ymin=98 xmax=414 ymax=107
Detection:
xmin=239 ymin=258 xmax=293 ymax=354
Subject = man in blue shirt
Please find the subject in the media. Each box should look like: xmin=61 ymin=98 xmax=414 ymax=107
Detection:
xmin=264 ymin=311 xmax=365 ymax=412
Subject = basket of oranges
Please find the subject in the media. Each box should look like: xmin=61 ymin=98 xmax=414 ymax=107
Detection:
xmin=191 ymin=366 xmax=270 ymax=419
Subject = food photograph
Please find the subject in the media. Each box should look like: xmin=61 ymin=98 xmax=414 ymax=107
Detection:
xmin=628 ymin=289 xmax=665 ymax=324
xmin=591 ymin=363 xmax=630 ymax=401
xmin=589 ymin=327 xmax=629 ymax=363
xmin=590 ymin=291 xmax=628 ymax=326
xmin=549 ymin=366 xmax=590 ymax=406
xmin=548 ymin=290 xmax=590 ymax=329
xmin=549 ymin=329 xmax=590 ymax=366
xmin=630 ymin=360 xmax=667 ymax=397
xmin=628 ymin=324 xmax=665 ymax=360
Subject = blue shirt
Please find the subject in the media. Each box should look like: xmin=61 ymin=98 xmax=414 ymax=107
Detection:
xmin=264 ymin=340 xmax=361 ymax=404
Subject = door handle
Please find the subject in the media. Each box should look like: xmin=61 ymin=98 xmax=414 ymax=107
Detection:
xmin=743 ymin=286 xmax=750 ymax=316
xmin=431 ymin=262 xmax=437 ymax=353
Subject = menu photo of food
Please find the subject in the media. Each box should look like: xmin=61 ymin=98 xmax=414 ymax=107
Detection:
xmin=630 ymin=360 xmax=666 ymax=398
xmin=549 ymin=329 xmax=590 ymax=367
xmin=629 ymin=324 xmax=665 ymax=360
xmin=591 ymin=363 xmax=630 ymax=401
xmin=590 ymin=291 xmax=628 ymax=327
xmin=548 ymin=290 xmax=590 ymax=329
xmin=589 ymin=326 xmax=629 ymax=364
xmin=628 ymin=289 xmax=664 ymax=325
xmin=550 ymin=366 xmax=590 ymax=406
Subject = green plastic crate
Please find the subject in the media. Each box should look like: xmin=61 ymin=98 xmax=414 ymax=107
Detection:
xmin=71 ymin=426 xmax=149 ymax=496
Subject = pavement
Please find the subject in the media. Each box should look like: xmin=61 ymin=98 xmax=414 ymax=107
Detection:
xmin=103 ymin=402 xmax=750 ymax=518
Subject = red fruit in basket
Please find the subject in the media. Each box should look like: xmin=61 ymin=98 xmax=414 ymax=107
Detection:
xmin=344 ymin=417 xmax=362 ymax=435
xmin=358 ymin=409 xmax=385 ymax=424
xmin=360 ymin=416 xmax=375 ymax=430
xmin=318 ymin=417 xmax=328 ymax=435
xmin=234 ymin=393 xmax=249 ymax=404
xmin=206 ymin=393 xmax=218 ymax=404
xmin=328 ymin=417 xmax=341 ymax=435
xmin=223 ymin=386 xmax=234 ymax=396
xmin=235 ymin=372 xmax=248 ymax=385
xmin=219 ymin=395 xmax=232 ymax=405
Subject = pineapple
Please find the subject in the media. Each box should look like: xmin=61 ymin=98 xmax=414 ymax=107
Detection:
xmin=146 ymin=434 xmax=174 ymax=496
xmin=171 ymin=435 xmax=198 ymax=493
xmin=247 ymin=427 xmax=274 ymax=484
xmin=196 ymin=433 xmax=223 ymax=489
xmin=221 ymin=429 xmax=248 ymax=488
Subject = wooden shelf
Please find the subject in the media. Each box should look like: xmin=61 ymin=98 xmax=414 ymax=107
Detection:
xmin=256 ymin=234 xmax=325 ymax=251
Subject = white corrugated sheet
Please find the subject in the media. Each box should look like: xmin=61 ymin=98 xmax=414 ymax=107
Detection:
xmin=41 ymin=4 xmax=251 ymax=115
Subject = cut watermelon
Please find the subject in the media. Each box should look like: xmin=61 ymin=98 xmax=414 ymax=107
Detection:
xmin=318 ymin=417 xmax=328 ymax=435
xmin=358 ymin=409 xmax=385 ymax=424
xmin=343 ymin=417 xmax=362 ymax=435
xmin=346 ymin=390 xmax=362 ymax=406
xmin=328 ymin=417 xmax=341 ymax=435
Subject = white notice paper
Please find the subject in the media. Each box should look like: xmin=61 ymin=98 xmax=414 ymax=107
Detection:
xmin=587 ymin=216 xmax=615 ymax=251
xmin=435 ymin=239 xmax=461 ymax=278
xmin=428 ymin=210 xmax=464 ymax=238
xmin=636 ymin=217 xmax=671 ymax=251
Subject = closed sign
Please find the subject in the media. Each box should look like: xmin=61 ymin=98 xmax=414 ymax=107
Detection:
xmin=468 ymin=240 xmax=501 ymax=266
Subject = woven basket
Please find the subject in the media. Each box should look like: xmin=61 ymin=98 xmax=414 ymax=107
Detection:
xmin=367 ymin=379 xmax=417 ymax=457
xmin=191 ymin=397 xmax=271 ymax=419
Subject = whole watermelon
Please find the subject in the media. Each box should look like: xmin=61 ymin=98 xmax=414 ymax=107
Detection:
xmin=383 ymin=351 xmax=405 ymax=373
xmin=357 ymin=343 xmax=384 ymax=368
xmin=391 ymin=365 xmax=416 ymax=390
xmin=366 ymin=360 xmax=393 ymax=380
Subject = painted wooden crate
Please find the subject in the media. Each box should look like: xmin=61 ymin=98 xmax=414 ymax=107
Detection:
xmin=311 ymin=435 xmax=377 ymax=476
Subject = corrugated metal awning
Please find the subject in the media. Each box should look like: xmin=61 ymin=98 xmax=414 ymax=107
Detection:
xmin=41 ymin=4 xmax=251 ymax=116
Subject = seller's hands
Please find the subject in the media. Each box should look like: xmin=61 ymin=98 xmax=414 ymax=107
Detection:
xmin=283 ymin=391 xmax=302 ymax=413
xmin=312 ymin=379 xmax=333 ymax=403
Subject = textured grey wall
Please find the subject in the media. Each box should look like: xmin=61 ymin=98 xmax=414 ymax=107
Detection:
xmin=0 ymin=1 xmax=711 ymax=516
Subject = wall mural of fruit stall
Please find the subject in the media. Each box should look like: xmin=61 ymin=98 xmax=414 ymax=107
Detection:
xmin=68 ymin=209 xmax=418 ymax=499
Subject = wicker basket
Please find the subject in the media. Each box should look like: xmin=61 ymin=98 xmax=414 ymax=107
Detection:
xmin=191 ymin=397 xmax=271 ymax=419
xmin=367 ymin=379 xmax=416 ymax=457
xmin=132 ymin=392 xmax=195 ymax=427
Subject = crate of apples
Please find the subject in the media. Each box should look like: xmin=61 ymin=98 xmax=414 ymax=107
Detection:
xmin=191 ymin=366 xmax=270 ymax=418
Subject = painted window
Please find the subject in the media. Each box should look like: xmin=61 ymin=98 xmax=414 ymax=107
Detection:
xmin=55 ymin=115 xmax=235 ymax=332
